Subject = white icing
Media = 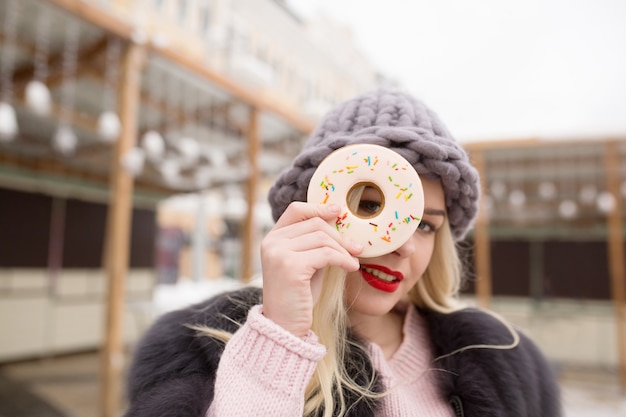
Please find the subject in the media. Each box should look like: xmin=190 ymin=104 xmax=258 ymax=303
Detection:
xmin=307 ymin=144 xmax=424 ymax=258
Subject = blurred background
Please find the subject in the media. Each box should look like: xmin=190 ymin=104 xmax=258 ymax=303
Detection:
xmin=0 ymin=0 xmax=625 ymax=416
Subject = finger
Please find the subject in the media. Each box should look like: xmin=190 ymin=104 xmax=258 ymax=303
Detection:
xmin=268 ymin=217 xmax=343 ymax=248
xmin=273 ymin=201 xmax=341 ymax=229
xmin=286 ymin=230 xmax=347 ymax=253
xmin=263 ymin=234 xmax=360 ymax=272
xmin=270 ymin=215 xmax=337 ymax=238
xmin=268 ymin=215 xmax=364 ymax=256
xmin=290 ymin=247 xmax=360 ymax=272
xmin=282 ymin=231 xmax=364 ymax=261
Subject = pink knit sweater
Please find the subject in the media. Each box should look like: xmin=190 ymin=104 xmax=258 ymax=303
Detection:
xmin=207 ymin=304 xmax=454 ymax=417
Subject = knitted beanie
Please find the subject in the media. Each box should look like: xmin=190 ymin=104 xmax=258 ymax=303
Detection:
xmin=267 ymin=89 xmax=480 ymax=240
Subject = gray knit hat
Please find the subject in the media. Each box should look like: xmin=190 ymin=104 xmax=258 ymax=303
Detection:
xmin=268 ymin=89 xmax=480 ymax=240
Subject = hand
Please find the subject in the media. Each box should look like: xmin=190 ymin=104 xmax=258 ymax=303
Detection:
xmin=260 ymin=202 xmax=363 ymax=337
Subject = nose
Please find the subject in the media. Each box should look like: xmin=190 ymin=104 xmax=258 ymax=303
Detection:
xmin=393 ymin=235 xmax=416 ymax=258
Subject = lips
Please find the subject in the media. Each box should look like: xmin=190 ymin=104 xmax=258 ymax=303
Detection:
xmin=359 ymin=264 xmax=404 ymax=293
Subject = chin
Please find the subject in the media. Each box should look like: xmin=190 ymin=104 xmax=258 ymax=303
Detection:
xmin=345 ymin=292 xmax=399 ymax=317
xmin=345 ymin=274 xmax=398 ymax=312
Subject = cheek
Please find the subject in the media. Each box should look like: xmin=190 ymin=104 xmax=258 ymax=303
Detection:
xmin=408 ymin=237 xmax=436 ymax=277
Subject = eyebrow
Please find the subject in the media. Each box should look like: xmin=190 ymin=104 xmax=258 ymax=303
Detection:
xmin=424 ymin=208 xmax=446 ymax=217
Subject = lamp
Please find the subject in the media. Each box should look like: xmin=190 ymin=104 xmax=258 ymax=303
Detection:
xmin=596 ymin=191 xmax=616 ymax=214
xmin=97 ymin=37 xmax=123 ymax=142
xmin=25 ymin=4 xmax=52 ymax=116
xmin=0 ymin=0 xmax=20 ymax=141
xmin=121 ymin=147 xmax=146 ymax=177
xmin=52 ymin=21 xmax=80 ymax=155
xmin=558 ymin=200 xmax=578 ymax=219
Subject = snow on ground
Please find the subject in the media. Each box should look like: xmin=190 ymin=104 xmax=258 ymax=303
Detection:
xmin=561 ymin=374 xmax=626 ymax=416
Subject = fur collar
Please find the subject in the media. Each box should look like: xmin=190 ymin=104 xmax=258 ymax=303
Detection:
xmin=126 ymin=287 xmax=561 ymax=417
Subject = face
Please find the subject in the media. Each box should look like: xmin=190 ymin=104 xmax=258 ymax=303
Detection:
xmin=343 ymin=178 xmax=447 ymax=318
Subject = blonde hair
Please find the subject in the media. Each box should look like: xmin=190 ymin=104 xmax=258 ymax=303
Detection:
xmin=301 ymin=213 xmax=463 ymax=416
xmin=409 ymin=216 xmax=463 ymax=313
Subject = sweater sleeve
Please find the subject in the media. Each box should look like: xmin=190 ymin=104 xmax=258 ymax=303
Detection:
xmin=206 ymin=305 xmax=327 ymax=417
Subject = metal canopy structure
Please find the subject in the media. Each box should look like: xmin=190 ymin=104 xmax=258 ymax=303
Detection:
xmin=0 ymin=0 xmax=315 ymax=415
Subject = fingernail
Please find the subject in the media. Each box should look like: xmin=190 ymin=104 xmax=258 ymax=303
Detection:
xmin=350 ymin=240 xmax=363 ymax=251
xmin=327 ymin=204 xmax=340 ymax=214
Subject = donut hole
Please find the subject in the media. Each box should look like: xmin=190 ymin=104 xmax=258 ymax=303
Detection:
xmin=347 ymin=182 xmax=385 ymax=219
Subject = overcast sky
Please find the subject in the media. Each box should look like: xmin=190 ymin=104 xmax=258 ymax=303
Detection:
xmin=289 ymin=0 xmax=626 ymax=142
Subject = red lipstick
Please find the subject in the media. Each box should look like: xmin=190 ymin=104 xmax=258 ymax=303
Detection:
xmin=359 ymin=264 xmax=404 ymax=293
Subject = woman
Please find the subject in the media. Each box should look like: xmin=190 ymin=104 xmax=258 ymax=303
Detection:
xmin=123 ymin=89 xmax=561 ymax=417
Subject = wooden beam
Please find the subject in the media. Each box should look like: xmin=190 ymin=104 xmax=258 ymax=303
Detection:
xmin=47 ymin=0 xmax=135 ymax=52
xmin=139 ymin=89 xmax=187 ymax=133
xmin=16 ymin=98 xmax=99 ymax=133
xmin=138 ymin=91 xmax=245 ymax=141
xmin=241 ymin=106 xmax=259 ymax=282
xmin=0 ymin=147 xmax=173 ymax=195
xmin=157 ymin=47 xmax=315 ymax=132
xmin=45 ymin=0 xmax=315 ymax=134
xmin=471 ymin=149 xmax=493 ymax=308
xmin=604 ymin=140 xmax=626 ymax=392
xmin=13 ymin=36 xmax=109 ymax=92
xmin=464 ymin=136 xmax=626 ymax=152
xmin=100 ymin=42 xmax=145 ymax=417
xmin=0 ymin=31 xmax=37 ymax=57
xmin=12 ymin=34 xmax=170 ymax=140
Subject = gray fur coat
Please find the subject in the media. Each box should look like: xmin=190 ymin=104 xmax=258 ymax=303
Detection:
xmin=123 ymin=287 xmax=561 ymax=417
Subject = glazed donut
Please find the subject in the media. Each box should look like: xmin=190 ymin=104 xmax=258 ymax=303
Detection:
xmin=307 ymin=144 xmax=424 ymax=258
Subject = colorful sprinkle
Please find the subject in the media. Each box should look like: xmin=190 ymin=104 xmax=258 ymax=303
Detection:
xmin=335 ymin=212 xmax=350 ymax=231
xmin=320 ymin=176 xmax=335 ymax=192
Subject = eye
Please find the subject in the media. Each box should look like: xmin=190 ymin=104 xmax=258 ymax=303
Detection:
xmin=417 ymin=220 xmax=435 ymax=234
xmin=354 ymin=186 xmax=384 ymax=217
xmin=358 ymin=200 xmax=382 ymax=216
